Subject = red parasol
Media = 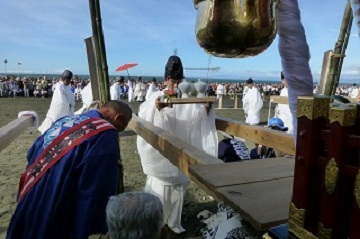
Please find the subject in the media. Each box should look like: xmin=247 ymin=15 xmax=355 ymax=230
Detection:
xmin=115 ymin=63 xmax=138 ymax=78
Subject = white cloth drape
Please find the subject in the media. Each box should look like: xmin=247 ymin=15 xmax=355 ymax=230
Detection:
xmin=274 ymin=88 xmax=294 ymax=135
xmin=277 ymin=0 xmax=314 ymax=139
xmin=38 ymin=82 xmax=75 ymax=134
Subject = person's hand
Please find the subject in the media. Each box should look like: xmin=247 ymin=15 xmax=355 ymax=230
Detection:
xmin=163 ymin=89 xmax=177 ymax=96
xmin=206 ymin=103 xmax=212 ymax=115
xmin=356 ymin=93 xmax=360 ymax=103
xmin=155 ymin=97 xmax=168 ymax=111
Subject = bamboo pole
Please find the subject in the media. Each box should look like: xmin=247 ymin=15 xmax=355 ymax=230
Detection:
xmin=325 ymin=0 xmax=353 ymax=96
xmin=88 ymin=0 xmax=123 ymax=193
xmin=88 ymin=0 xmax=110 ymax=102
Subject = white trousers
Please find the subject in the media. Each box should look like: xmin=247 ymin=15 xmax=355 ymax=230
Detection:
xmin=144 ymin=176 xmax=187 ymax=234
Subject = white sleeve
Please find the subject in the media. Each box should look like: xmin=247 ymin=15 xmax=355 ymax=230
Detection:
xmin=277 ymin=0 xmax=314 ymax=139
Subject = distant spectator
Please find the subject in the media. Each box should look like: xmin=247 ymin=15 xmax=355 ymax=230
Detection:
xmin=242 ymin=78 xmax=263 ymax=125
xmin=350 ymin=83 xmax=359 ymax=99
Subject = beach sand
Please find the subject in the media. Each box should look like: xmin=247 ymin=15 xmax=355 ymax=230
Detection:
xmin=0 ymin=97 xmax=273 ymax=239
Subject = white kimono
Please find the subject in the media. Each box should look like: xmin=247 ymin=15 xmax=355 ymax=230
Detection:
xmin=216 ymin=84 xmax=224 ymax=99
xmin=145 ymin=82 xmax=158 ymax=100
xmin=38 ymin=82 xmax=75 ymax=134
xmin=242 ymin=87 xmax=263 ymax=125
xmin=127 ymin=80 xmax=134 ymax=102
xmin=137 ymin=89 xmax=218 ymax=233
xmin=110 ymin=83 xmax=120 ymax=100
xmin=274 ymin=88 xmax=294 ymax=134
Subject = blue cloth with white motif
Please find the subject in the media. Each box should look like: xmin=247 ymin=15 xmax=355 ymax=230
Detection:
xmin=7 ymin=110 xmax=120 ymax=239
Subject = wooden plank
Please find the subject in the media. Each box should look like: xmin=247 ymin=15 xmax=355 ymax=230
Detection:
xmin=189 ymin=157 xmax=294 ymax=190
xmin=0 ymin=116 xmax=33 ymax=153
xmin=270 ymin=96 xmax=289 ymax=104
xmin=215 ymin=178 xmax=293 ymax=231
xmin=215 ymin=117 xmax=295 ymax=155
xmin=159 ymin=96 xmax=217 ymax=105
xmin=127 ymin=114 xmax=223 ymax=176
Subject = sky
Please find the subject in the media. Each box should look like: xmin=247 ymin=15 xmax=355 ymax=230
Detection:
xmin=0 ymin=0 xmax=359 ymax=82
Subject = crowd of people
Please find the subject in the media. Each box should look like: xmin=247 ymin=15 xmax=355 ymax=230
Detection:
xmin=1 ymin=74 xmax=359 ymax=103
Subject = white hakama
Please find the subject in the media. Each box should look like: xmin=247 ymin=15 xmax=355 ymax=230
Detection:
xmin=137 ymin=90 xmax=218 ymax=234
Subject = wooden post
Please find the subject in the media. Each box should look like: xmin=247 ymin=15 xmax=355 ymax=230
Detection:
xmin=218 ymin=96 xmax=223 ymax=109
xmin=84 ymin=37 xmax=101 ymax=101
xmin=88 ymin=0 xmax=110 ymax=102
xmin=317 ymin=104 xmax=357 ymax=238
xmin=289 ymin=96 xmax=330 ymax=238
xmin=88 ymin=0 xmax=123 ymax=193
xmin=234 ymin=94 xmax=239 ymax=109
xmin=325 ymin=0 xmax=353 ymax=96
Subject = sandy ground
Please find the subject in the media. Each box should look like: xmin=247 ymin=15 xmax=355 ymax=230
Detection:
xmin=0 ymin=96 xmax=273 ymax=239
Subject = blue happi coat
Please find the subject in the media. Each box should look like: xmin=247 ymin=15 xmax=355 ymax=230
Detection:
xmin=7 ymin=110 xmax=120 ymax=239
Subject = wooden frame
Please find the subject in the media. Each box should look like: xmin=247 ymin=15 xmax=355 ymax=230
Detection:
xmin=0 ymin=116 xmax=34 ymax=153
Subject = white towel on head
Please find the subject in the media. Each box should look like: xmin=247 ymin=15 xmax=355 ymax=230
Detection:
xmin=18 ymin=111 xmax=39 ymax=129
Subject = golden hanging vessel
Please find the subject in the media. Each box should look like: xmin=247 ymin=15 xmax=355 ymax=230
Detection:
xmin=194 ymin=0 xmax=278 ymax=58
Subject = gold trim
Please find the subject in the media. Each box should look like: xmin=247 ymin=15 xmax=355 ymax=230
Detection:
xmin=318 ymin=222 xmax=332 ymax=239
xmin=289 ymin=219 xmax=319 ymax=239
xmin=355 ymin=170 xmax=360 ymax=208
xmin=324 ymin=158 xmax=339 ymax=195
xmin=297 ymin=96 xmax=330 ymax=120
xmin=329 ymin=104 xmax=357 ymax=126
xmin=289 ymin=202 xmax=305 ymax=227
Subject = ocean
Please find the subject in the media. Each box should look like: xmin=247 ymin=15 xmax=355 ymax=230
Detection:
xmin=2 ymin=73 xmax=357 ymax=86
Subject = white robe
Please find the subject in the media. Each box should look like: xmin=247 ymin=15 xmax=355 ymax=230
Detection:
xmin=110 ymin=83 xmax=120 ymax=100
xmin=216 ymin=84 xmax=224 ymax=99
xmin=274 ymin=88 xmax=294 ymax=135
xmin=38 ymin=82 xmax=75 ymax=134
xmin=242 ymin=87 xmax=263 ymax=125
xmin=127 ymin=80 xmax=134 ymax=102
xmin=136 ymin=89 xmax=218 ymax=233
xmin=145 ymin=82 xmax=158 ymax=100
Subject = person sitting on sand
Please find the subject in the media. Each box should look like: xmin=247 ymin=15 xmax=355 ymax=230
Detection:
xmin=106 ymin=192 xmax=165 ymax=239
xmin=7 ymin=100 xmax=132 ymax=239
xmin=250 ymin=117 xmax=288 ymax=159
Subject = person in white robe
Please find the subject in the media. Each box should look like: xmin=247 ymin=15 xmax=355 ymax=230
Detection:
xmin=127 ymin=79 xmax=135 ymax=102
xmin=274 ymin=72 xmax=294 ymax=135
xmin=350 ymin=84 xmax=359 ymax=99
xmin=110 ymin=80 xmax=120 ymax=100
xmin=216 ymin=83 xmax=224 ymax=100
xmin=38 ymin=70 xmax=75 ymax=134
xmin=136 ymin=55 xmax=218 ymax=234
xmin=145 ymin=77 xmax=159 ymax=100
xmin=242 ymin=78 xmax=263 ymax=125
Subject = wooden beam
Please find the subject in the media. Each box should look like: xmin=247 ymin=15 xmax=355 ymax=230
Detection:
xmin=159 ymin=97 xmax=216 ymax=105
xmin=215 ymin=116 xmax=295 ymax=155
xmin=270 ymin=96 xmax=289 ymax=104
xmin=127 ymin=114 xmax=222 ymax=176
xmin=0 ymin=116 xmax=34 ymax=153
xmin=189 ymin=158 xmax=295 ymax=230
